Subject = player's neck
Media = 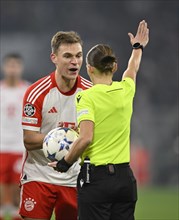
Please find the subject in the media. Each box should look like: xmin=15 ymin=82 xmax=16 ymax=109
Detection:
xmin=4 ymin=78 xmax=21 ymax=87
xmin=55 ymin=71 xmax=76 ymax=93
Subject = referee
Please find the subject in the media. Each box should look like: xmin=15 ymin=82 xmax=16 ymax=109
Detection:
xmin=49 ymin=20 xmax=149 ymax=220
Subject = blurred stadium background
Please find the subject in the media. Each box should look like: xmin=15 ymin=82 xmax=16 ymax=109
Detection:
xmin=1 ymin=1 xmax=178 ymax=219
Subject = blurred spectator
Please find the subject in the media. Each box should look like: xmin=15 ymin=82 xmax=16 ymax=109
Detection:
xmin=130 ymin=144 xmax=150 ymax=186
xmin=0 ymin=54 xmax=30 ymax=220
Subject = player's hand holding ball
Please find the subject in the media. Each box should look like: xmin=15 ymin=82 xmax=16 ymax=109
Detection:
xmin=42 ymin=127 xmax=78 ymax=172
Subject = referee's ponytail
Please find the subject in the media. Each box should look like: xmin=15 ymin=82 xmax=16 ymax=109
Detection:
xmin=86 ymin=44 xmax=117 ymax=73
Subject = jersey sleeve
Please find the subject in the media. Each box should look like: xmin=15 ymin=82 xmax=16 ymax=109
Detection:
xmin=122 ymin=77 xmax=136 ymax=99
xmin=75 ymin=91 xmax=95 ymax=125
xmin=22 ymin=86 xmax=43 ymax=132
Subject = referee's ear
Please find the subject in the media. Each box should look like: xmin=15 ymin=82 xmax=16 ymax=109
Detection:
xmin=86 ymin=64 xmax=94 ymax=75
xmin=112 ymin=63 xmax=118 ymax=74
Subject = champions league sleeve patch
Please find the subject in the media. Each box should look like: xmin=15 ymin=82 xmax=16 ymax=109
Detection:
xmin=24 ymin=103 xmax=36 ymax=117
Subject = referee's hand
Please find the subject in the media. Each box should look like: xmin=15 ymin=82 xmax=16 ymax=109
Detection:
xmin=128 ymin=20 xmax=149 ymax=48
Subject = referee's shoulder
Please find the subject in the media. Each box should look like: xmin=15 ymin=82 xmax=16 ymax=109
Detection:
xmin=76 ymin=85 xmax=93 ymax=101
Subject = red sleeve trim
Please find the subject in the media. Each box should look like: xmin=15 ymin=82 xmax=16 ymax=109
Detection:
xmin=22 ymin=73 xmax=54 ymax=129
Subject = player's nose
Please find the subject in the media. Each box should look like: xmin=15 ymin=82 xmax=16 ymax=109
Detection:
xmin=70 ymin=57 xmax=78 ymax=64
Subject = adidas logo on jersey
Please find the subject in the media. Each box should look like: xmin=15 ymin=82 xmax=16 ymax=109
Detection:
xmin=48 ymin=107 xmax=58 ymax=113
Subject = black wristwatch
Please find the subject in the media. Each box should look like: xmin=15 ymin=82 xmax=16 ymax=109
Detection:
xmin=132 ymin=43 xmax=143 ymax=51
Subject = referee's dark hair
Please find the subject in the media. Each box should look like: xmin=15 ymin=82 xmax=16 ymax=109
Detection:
xmin=86 ymin=44 xmax=117 ymax=73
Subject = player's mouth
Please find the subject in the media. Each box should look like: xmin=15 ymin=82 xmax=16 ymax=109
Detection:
xmin=69 ymin=68 xmax=78 ymax=75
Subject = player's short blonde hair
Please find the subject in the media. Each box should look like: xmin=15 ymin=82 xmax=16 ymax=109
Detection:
xmin=51 ymin=31 xmax=83 ymax=54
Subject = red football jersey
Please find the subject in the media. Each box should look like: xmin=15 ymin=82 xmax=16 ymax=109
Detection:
xmin=21 ymin=72 xmax=92 ymax=186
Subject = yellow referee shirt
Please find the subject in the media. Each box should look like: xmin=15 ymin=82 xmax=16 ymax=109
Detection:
xmin=76 ymin=77 xmax=135 ymax=166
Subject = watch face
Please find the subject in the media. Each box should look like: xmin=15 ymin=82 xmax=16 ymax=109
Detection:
xmin=133 ymin=43 xmax=140 ymax=48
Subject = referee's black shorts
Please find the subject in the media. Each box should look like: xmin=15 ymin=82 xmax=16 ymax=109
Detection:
xmin=77 ymin=163 xmax=137 ymax=220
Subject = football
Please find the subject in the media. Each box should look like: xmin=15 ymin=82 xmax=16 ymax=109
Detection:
xmin=43 ymin=127 xmax=79 ymax=162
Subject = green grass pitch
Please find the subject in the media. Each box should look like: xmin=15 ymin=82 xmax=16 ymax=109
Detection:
xmin=135 ymin=187 xmax=178 ymax=220
xmin=4 ymin=187 xmax=178 ymax=220
xmin=52 ymin=187 xmax=179 ymax=220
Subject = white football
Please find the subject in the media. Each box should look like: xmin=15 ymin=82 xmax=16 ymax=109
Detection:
xmin=43 ymin=127 xmax=79 ymax=162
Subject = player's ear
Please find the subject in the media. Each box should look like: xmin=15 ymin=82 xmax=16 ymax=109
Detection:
xmin=51 ymin=53 xmax=57 ymax=64
xmin=112 ymin=62 xmax=118 ymax=74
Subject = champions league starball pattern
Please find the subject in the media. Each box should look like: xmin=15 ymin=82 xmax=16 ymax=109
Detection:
xmin=43 ymin=127 xmax=79 ymax=162
xmin=24 ymin=103 xmax=36 ymax=117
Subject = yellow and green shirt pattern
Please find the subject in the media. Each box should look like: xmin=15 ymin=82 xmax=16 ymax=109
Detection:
xmin=76 ymin=77 xmax=135 ymax=166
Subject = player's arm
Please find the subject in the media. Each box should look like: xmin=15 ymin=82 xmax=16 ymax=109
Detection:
xmin=23 ymin=130 xmax=45 ymax=151
xmin=122 ymin=20 xmax=149 ymax=82
xmin=24 ymin=122 xmax=68 ymax=151
xmin=22 ymin=83 xmax=45 ymax=151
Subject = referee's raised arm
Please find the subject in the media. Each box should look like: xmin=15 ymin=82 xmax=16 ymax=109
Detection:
xmin=122 ymin=20 xmax=149 ymax=82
